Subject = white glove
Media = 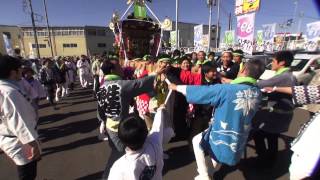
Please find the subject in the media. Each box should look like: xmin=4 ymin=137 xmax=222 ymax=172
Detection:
xmin=99 ymin=122 xmax=106 ymax=134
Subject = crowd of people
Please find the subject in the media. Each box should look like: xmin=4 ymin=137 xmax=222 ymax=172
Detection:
xmin=0 ymin=48 xmax=319 ymax=180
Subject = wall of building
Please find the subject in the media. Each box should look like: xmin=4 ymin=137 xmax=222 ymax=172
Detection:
xmin=0 ymin=25 xmax=24 ymax=56
xmin=85 ymin=26 xmax=114 ymax=56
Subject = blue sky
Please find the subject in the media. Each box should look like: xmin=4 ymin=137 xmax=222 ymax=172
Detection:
xmin=0 ymin=0 xmax=319 ymax=35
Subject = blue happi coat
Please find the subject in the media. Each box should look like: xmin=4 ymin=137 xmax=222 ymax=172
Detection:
xmin=186 ymin=83 xmax=261 ymax=165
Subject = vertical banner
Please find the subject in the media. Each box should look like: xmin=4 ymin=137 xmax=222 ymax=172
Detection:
xmin=224 ymin=30 xmax=235 ymax=46
xmin=237 ymin=13 xmax=255 ymax=54
xmin=262 ymin=23 xmax=276 ymax=43
xmin=262 ymin=23 xmax=276 ymax=52
xmin=194 ymin=24 xmax=203 ymax=52
xmin=256 ymin=30 xmax=264 ymax=51
xmin=170 ymin=31 xmax=177 ymax=49
xmin=306 ymin=21 xmax=320 ymax=51
xmin=201 ymin=34 xmax=209 ymax=52
xmin=2 ymin=33 xmax=13 ymax=56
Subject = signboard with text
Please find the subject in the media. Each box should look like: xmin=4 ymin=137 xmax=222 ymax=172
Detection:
xmin=235 ymin=0 xmax=260 ymax=16
xmin=237 ymin=13 xmax=255 ymax=54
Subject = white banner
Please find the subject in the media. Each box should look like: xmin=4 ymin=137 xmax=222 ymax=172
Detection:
xmin=306 ymin=21 xmax=320 ymax=51
xmin=2 ymin=33 xmax=13 ymax=56
xmin=194 ymin=24 xmax=203 ymax=52
xmin=237 ymin=13 xmax=255 ymax=54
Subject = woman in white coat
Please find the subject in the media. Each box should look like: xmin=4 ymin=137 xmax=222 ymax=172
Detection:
xmin=0 ymin=55 xmax=41 ymax=180
xmin=77 ymin=55 xmax=91 ymax=88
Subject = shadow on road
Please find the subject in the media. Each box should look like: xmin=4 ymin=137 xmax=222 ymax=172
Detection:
xmin=41 ymin=136 xmax=101 ymax=156
xmin=163 ymin=144 xmax=195 ymax=175
xmin=213 ymin=136 xmax=294 ymax=180
xmin=75 ymin=171 xmax=103 ymax=180
xmin=38 ymin=108 xmax=96 ymax=125
xmin=39 ymin=117 xmax=99 ymax=143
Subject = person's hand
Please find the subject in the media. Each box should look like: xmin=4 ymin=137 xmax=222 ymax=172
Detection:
xmin=262 ymin=87 xmax=276 ymax=93
xmin=99 ymin=122 xmax=106 ymax=134
xmin=27 ymin=140 xmax=41 ymax=161
xmin=155 ymin=65 xmax=166 ymax=75
xmin=168 ymin=83 xmax=177 ymax=91
xmin=221 ymin=77 xmax=232 ymax=84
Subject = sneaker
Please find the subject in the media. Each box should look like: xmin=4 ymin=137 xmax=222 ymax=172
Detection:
xmin=194 ymin=174 xmax=211 ymax=180
xmin=55 ymin=97 xmax=60 ymax=102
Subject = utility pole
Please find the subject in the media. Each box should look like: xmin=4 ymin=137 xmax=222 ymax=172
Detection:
xmin=27 ymin=0 xmax=40 ymax=58
xmin=175 ymin=0 xmax=179 ymax=50
xmin=228 ymin=12 xmax=232 ymax=30
xmin=43 ymin=0 xmax=54 ymax=57
xmin=207 ymin=0 xmax=213 ymax=52
xmin=215 ymin=0 xmax=220 ymax=50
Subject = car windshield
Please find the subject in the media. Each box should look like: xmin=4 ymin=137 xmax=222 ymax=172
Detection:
xmin=290 ymin=59 xmax=308 ymax=71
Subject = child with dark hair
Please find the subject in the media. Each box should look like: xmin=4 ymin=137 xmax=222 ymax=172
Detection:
xmin=97 ymin=60 xmax=166 ymax=179
xmin=108 ymin=107 xmax=165 ymax=180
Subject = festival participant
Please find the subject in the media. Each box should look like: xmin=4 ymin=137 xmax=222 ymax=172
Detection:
xmin=96 ymin=60 xmax=165 ymax=179
xmin=108 ymin=106 xmax=166 ymax=180
xmin=207 ymin=52 xmax=215 ymax=62
xmin=189 ymin=61 xmax=221 ymax=151
xmin=77 ymin=55 xmax=91 ymax=88
xmin=39 ymin=59 xmax=58 ymax=110
xmin=179 ymin=56 xmax=201 ymax=85
xmin=197 ymin=51 xmax=206 ymax=65
xmin=169 ymin=59 xmax=265 ymax=180
xmin=134 ymin=56 xmax=153 ymax=130
xmin=55 ymin=58 xmax=68 ymax=101
xmin=0 ymin=55 xmax=41 ymax=180
xmin=22 ymin=67 xmax=46 ymax=111
xmin=191 ymin=52 xmax=198 ymax=65
xmin=92 ymin=56 xmax=103 ymax=97
xmin=251 ymin=50 xmax=298 ymax=168
xmin=216 ymin=51 xmax=238 ymax=80
xmin=262 ymin=85 xmax=320 ymax=180
xmin=65 ymin=57 xmax=77 ymax=91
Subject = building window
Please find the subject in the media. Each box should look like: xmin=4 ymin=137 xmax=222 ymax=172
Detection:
xmin=32 ymin=44 xmax=46 ymax=48
xmin=63 ymin=43 xmax=77 ymax=48
xmin=87 ymin=29 xmax=96 ymax=36
xmin=97 ymin=43 xmax=106 ymax=48
xmin=96 ymin=29 xmax=106 ymax=36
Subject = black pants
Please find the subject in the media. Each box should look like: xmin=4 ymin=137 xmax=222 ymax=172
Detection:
xmin=93 ymin=75 xmax=100 ymax=97
xmin=101 ymin=130 xmax=125 ymax=180
xmin=252 ymin=130 xmax=279 ymax=167
xmin=17 ymin=160 xmax=37 ymax=180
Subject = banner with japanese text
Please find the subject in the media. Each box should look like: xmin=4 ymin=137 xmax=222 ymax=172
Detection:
xmin=170 ymin=31 xmax=177 ymax=49
xmin=194 ymin=24 xmax=203 ymax=52
xmin=306 ymin=21 xmax=320 ymax=51
xmin=235 ymin=0 xmax=260 ymax=16
xmin=2 ymin=33 xmax=13 ymax=56
xmin=224 ymin=30 xmax=235 ymax=46
xmin=237 ymin=13 xmax=255 ymax=54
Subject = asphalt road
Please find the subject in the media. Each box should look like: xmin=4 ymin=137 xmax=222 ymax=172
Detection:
xmin=0 ymin=84 xmax=312 ymax=180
